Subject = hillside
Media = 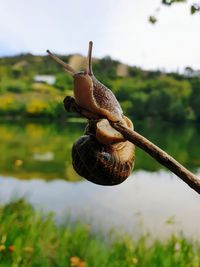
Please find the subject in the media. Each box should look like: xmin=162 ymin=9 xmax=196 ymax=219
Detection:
xmin=0 ymin=53 xmax=200 ymax=121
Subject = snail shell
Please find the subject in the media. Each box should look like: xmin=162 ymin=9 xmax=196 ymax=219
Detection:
xmin=72 ymin=130 xmax=135 ymax=186
xmin=72 ymin=117 xmax=135 ymax=186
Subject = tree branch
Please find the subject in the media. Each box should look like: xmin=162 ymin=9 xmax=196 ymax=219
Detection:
xmin=64 ymin=96 xmax=200 ymax=194
xmin=111 ymin=122 xmax=200 ymax=194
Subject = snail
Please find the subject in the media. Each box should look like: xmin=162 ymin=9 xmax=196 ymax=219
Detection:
xmin=47 ymin=42 xmax=135 ymax=185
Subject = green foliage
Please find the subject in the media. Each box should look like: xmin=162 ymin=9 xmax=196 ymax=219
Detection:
xmin=111 ymin=74 xmax=193 ymax=122
xmin=0 ymin=199 xmax=200 ymax=267
xmin=189 ymin=77 xmax=200 ymax=121
xmin=162 ymin=0 xmax=187 ymax=6
xmin=55 ymin=73 xmax=73 ymax=90
xmin=0 ymin=54 xmax=70 ymax=75
xmin=0 ymin=92 xmax=67 ymax=119
xmin=191 ymin=3 xmax=200 ymax=14
xmin=149 ymin=0 xmax=200 ymax=24
xmin=1 ymin=80 xmax=28 ymax=93
xmin=31 ymin=82 xmax=55 ymax=93
xmin=11 ymin=66 xmax=23 ymax=79
xmin=149 ymin=16 xmax=157 ymax=24
xmin=0 ymin=53 xmax=200 ymax=122
xmin=93 ymin=56 xmax=119 ymax=80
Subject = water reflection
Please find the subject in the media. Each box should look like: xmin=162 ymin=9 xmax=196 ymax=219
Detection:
xmin=1 ymin=170 xmax=200 ymax=239
xmin=0 ymin=120 xmax=200 ymax=239
xmin=0 ymin=121 xmax=85 ymax=180
xmin=0 ymin=120 xmax=200 ymax=180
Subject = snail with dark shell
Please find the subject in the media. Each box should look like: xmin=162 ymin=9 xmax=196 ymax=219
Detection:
xmin=47 ymin=42 xmax=135 ymax=185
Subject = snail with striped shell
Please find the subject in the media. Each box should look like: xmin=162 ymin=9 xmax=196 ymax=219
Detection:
xmin=47 ymin=42 xmax=135 ymax=185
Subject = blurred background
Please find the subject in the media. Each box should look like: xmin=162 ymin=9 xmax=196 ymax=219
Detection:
xmin=0 ymin=0 xmax=200 ymax=265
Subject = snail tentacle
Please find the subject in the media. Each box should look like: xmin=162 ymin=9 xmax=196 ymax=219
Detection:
xmin=86 ymin=41 xmax=93 ymax=75
xmin=46 ymin=50 xmax=76 ymax=75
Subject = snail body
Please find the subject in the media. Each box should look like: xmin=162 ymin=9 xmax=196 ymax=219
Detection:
xmin=47 ymin=42 xmax=135 ymax=185
xmin=47 ymin=42 xmax=123 ymax=123
xmin=73 ymin=72 xmax=123 ymax=122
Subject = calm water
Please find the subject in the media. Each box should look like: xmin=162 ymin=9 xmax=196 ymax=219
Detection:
xmin=0 ymin=120 xmax=200 ymax=239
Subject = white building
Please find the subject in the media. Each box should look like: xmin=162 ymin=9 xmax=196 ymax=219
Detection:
xmin=34 ymin=75 xmax=56 ymax=85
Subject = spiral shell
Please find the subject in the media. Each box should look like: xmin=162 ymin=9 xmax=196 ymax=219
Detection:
xmin=72 ymin=134 xmax=135 ymax=186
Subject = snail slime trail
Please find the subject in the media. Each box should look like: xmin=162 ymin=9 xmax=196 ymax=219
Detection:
xmin=47 ymin=42 xmax=135 ymax=186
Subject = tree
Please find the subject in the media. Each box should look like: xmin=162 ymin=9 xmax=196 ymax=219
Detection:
xmin=149 ymin=0 xmax=200 ymax=24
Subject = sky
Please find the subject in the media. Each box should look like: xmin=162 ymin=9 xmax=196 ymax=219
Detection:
xmin=0 ymin=0 xmax=200 ymax=71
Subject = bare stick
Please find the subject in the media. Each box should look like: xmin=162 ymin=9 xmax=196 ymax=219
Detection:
xmin=111 ymin=122 xmax=200 ymax=194
xmin=64 ymin=96 xmax=200 ymax=194
xmin=46 ymin=50 xmax=76 ymax=75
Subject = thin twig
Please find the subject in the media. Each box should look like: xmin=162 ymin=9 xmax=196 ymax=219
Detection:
xmin=64 ymin=96 xmax=200 ymax=194
xmin=111 ymin=122 xmax=200 ymax=194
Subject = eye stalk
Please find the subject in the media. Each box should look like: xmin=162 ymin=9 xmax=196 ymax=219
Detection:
xmin=46 ymin=41 xmax=93 ymax=77
xmin=86 ymin=41 xmax=93 ymax=75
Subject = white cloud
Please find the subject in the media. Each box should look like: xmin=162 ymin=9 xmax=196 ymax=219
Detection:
xmin=0 ymin=0 xmax=200 ymax=71
xmin=105 ymin=0 xmax=200 ymax=70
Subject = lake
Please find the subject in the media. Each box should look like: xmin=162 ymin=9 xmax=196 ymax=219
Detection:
xmin=0 ymin=120 xmax=200 ymax=239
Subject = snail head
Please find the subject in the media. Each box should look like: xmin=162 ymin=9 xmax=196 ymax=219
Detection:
xmin=46 ymin=41 xmax=93 ymax=77
xmin=47 ymin=41 xmax=94 ymax=103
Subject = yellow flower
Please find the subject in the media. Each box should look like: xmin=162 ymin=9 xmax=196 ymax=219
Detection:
xmin=26 ymin=123 xmax=45 ymax=138
xmin=14 ymin=159 xmax=23 ymax=167
xmin=70 ymin=256 xmax=80 ymax=266
xmin=0 ymin=95 xmax=14 ymax=110
xmin=0 ymin=245 xmax=6 ymax=251
xmin=132 ymin=257 xmax=138 ymax=264
xmin=70 ymin=256 xmax=86 ymax=267
xmin=23 ymin=246 xmax=34 ymax=253
xmin=26 ymin=99 xmax=49 ymax=114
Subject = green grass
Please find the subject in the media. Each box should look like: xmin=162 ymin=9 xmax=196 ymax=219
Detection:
xmin=0 ymin=200 xmax=200 ymax=267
